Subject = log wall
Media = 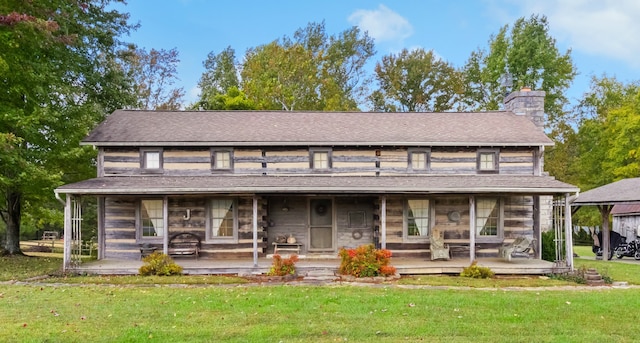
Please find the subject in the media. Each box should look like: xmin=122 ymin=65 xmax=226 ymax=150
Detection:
xmin=100 ymin=146 xmax=536 ymax=176
xmin=102 ymin=196 xmax=268 ymax=260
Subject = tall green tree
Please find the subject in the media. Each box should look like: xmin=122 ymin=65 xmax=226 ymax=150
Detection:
xmin=119 ymin=46 xmax=185 ymax=110
xmin=463 ymin=15 xmax=576 ymax=137
xmin=195 ymin=46 xmax=239 ymax=109
xmin=241 ymin=21 xmax=375 ymax=111
xmin=0 ymin=0 xmax=137 ymax=254
xmin=369 ymin=48 xmax=463 ymax=112
xmin=572 ymin=77 xmax=640 ymax=189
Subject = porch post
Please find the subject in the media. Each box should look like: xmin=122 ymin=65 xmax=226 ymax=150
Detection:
xmin=163 ymin=196 xmax=169 ymax=255
xmin=469 ymin=196 xmax=476 ymax=263
xmin=97 ymin=197 xmax=105 ymax=260
xmin=599 ymin=205 xmax=612 ymax=260
xmin=564 ymin=193 xmax=574 ymax=270
xmin=252 ymin=196 xmax=258 ymax=267
xmin=63 ymin=195 xmax=72 ymax=271
xmin=381 ymin=196 xmax=387 ymax=249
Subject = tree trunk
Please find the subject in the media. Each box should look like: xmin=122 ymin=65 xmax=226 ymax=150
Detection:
xmin=4 ymin=190 xmax=23 ymax=255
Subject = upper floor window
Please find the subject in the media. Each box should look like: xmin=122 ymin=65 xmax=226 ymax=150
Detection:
xmin=409 ymin=149 xmax=430 ymax=171
xmin=141 ymin=149 xmax=163 ymax=171
xmin=477 ymin=150 xmax=498 ymax=173
xmin=212 ymin=149 xmax=233 ymax=171
xmin=406 ymin=199 xmax=430 ymax=238
xmin=311 ymin=149 xmax=331 ymax=170
xmin=139 ymin=199 xmax=164 ymax=239
xmin=208 ymin=198 xmax=236 ymax=240
xmin=475 ymin=197 xmax=502 ymax=238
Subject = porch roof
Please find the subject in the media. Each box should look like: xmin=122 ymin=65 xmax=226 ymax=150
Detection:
xmin=55 ymin=175 xmax=578 ymax=195
xmin=571 ymin=177 xmax=640 ymax=206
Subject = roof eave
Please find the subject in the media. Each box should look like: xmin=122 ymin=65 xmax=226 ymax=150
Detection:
xmin=81 ymin=141 xmax=555 ymax=147
xmin=56 ymin=186 xmax=578 ymax=196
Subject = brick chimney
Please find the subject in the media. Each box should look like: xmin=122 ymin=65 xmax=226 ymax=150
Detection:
xmin=503 ymin=87 xmax=546 ymax=130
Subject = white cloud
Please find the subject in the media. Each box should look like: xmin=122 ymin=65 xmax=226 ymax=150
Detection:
xmin=184 ymin=86 xmax=200 ymax=108
xmin=348 ymin=4 xmax=413 ymax=43
xmin=508 ymin=0 xmax=640 ymax=68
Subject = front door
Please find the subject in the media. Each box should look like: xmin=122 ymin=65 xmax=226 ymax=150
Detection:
xmin=309 ymin=199 xmax=334 ymax=251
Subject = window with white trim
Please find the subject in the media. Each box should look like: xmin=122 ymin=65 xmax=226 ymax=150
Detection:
xmin=208 ymin=198 xmax=236 ymax=240
xmin=141 ymin=149 xmax=163 ymax=171
xmin=140 ymin=199 xmax=164 ymax=239
xmin=409 ymin=149 xmax=429 ymax=171
xmin=406 ymin=199 xmax=430 ymax=237
xmin=477 ymin=150 xmax=498 ymax=172
xmin=212 ymin=149 xmax=233 ymax=170
xmin=311 ymin=150 xmax=331 ymax=170
xmin=475 ymin=197 xmax=500 ymax=237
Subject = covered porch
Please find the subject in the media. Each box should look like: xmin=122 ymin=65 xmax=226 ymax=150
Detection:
xmin=55 ymin=175 xmax=578 ymax=275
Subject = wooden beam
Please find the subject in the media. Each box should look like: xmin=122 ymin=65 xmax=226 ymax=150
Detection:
xmin=469 ymin=196 xmax=476 ymax=263
xmin=564 ymin=193 xmax=574 ymax=270
xmin=63 ymin=195 xmax=72 ymax=271
xmin=598 ymin=204 xmax=613 ymax=259
xmin=381 ymin=196 xmax=387 ymax=249
xmin=252 ymin=196 xmax=258 ymax=267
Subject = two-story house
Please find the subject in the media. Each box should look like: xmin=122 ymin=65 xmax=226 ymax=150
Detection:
xmin=55 ymin=89 xmax=578 ymax=274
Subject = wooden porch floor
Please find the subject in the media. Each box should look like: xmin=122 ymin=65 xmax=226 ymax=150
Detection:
xmin=72 ymin=256 xmax=568 ymax=276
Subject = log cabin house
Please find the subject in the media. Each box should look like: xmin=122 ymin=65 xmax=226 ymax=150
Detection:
xmin=55 ymin=89 xmax=579 ymax=274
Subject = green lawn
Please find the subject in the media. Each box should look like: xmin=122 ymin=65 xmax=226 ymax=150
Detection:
xmin=2 ymin=284 xmax=640 ymax=342
xmin=2 ymin=253 xmax=640 ymax=341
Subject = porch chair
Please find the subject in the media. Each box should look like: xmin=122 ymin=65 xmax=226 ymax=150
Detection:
xmin=499 ymin=236 xmax=534 ymax=262
xmin=430 ymin=228 xmax=450 ymax=260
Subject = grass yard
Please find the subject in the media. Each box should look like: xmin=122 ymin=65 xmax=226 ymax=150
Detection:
xmin=2 ymin=251 xmax=640 ymax=342
xmin=2 ymin=284 xmax=640 ymax=342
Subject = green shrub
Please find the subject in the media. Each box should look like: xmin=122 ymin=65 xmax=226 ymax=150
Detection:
xmin=542 ymin=230 xmax=559 ymax=262
xmin=460 ymin=261 xmax=494 ymax=278
xmin=267 ymin=254 xmax=299 ymax=276
xmin=338 ymin=244 xmax=396 ymax=277
xmin=139 ymin=252 xmax=183 ymax=276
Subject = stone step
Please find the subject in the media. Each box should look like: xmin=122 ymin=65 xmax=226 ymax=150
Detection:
xmin=587 ymin=279 xmax=606 ymax=286
xmin=302 ymin=269 xmax=338 ymax=281
xmin=585 ymin=274 xmax=603 ymax=281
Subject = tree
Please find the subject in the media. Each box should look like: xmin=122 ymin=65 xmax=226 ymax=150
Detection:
xmin=0 ymin=0 xmax=137 ymax=254
xmin=571 ymin=76 xmax=640 ymax=190
xmin=198 ymin=86 xmax=256 ymax=110
xmin=369 ymin=48 xmax=463 ymax=112
xmin=462 ymin=15 xmax=576 ymax=136
xmin=240 ymin=21 xmax=375 ymax=111
xmin=119 ymin=46 xmax=185 ymax=110
xmin=195 ymin=46 xmax=239 ymax=109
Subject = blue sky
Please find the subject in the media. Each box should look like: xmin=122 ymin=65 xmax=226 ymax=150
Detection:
xmin=114 ymin=0 xmax=640 ymax=108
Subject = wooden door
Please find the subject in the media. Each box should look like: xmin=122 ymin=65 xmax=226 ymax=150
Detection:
xmin=309 ymin=199 xmax=334 ymax=251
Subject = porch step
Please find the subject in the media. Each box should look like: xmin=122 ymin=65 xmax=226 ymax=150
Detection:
xmin=301 ymin=268 xmax=338 ymax=282
xmin=584 ymin=268 xmax=605 ymax=285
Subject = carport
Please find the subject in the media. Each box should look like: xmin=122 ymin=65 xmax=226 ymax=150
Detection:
xmin=571 ymin=177 xmax=640 ymax=259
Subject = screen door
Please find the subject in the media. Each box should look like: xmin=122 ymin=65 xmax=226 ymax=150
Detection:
xmin=309 ymin=199 xmax=333 ymax=250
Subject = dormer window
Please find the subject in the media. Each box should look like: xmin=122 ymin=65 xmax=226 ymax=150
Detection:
xmin=311 ymin=149 xmax=331 ymax=170
xmin=212 ymin=149 xmax=233 ymax=171
xmin=141 ymin=148 xmax=163 ymax=172
xmin=477 ymin=149 xmax=498 ymax=173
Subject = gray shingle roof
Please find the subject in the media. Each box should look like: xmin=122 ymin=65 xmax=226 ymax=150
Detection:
xmin=56 ymin=175 xmax=577 ymax=195
xmin=82 ymin=110 xmax=554 ymax=147
xmin=572 ymin=178 xmax=640 ymax=205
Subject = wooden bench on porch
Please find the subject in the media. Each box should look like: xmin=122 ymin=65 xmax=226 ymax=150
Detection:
xmin=168 ymin=233 xmax=201 ymax=259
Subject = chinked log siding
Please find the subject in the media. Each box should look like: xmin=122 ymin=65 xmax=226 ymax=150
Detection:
xmin=100 ymin=146 xmax=538 ymax=176
xmin=383 ymin=195 xmax=535 ymax=257
xmin=102 ymin=196 xmax=268 ymax=259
